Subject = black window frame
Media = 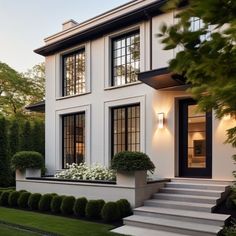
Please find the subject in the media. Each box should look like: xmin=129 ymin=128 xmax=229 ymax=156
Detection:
xmin=111 ymin=30 xmax=140 ymax=87
xmin=111 ymin=103 xmax=140 ymax=158
xmin=62 ymin=48 xmax=86 ymax=97
xmin=62 ymin=112 xmax=85 ymax=169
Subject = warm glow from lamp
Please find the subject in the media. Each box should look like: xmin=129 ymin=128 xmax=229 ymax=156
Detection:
xmin=157 ymin=112 xmax=164 ymax=129
xmin=223 ymin=114 xmax=231 ymax=121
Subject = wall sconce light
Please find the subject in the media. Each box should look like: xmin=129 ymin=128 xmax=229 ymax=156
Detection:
xmin=157 ymin=112 xmax=165 ymax=129
xmin=223 ymin=114 xmax=231 ymax=121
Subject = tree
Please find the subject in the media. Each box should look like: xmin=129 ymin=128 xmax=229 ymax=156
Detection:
xmin=21 ymin=121 xmax=32 ymax=151
xmin=0 ymin=117 xmax=11 ymax=187
xmin=159 ymin=0 xmax=236 ymax=146
xmin=31 ymin=120 xmax=45 ymax=156
xmin=9 ymin=119 xmax=20 ymax=158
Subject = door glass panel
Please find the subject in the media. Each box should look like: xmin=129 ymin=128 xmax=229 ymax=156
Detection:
xmin=187 ymin=105 xmax=206 ymax=168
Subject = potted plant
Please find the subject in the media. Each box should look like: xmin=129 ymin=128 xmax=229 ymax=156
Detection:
xmin=12 ymin=151 xmax=44 ymax=180
xmin=111 ymin=151 xmax=155 ymax=187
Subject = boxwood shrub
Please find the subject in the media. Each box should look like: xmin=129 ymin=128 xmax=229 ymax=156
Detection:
xmin=111 ymin=151 xmax=155 ymax=173
xmin=226 ymin=192 xmax=236 ymax=209
xmin=28 ymin=193 xmax=42 ymax=210
xmin=0 ymin=191 xmax=11 ymax=206
xmin=8 ymin=191 xmax=20 ymax=207
xmin=12 ymin=151 xmax=44 ymax=171
xmin=86 ymin=199 xmax=105 ymax=219
xmin=51 ymin=195 xmax=64 ymax=214
xmin=101 ymin=202 xmax=121 ymax=222
xmin=116 ymin=199 xmax=132 ymax=217
xmin=73 ymin=197 xmax=88 ymax=217
xmin=18 ymin=192 xmax=31 ymax=208
xmin=38 ymin=194 xmax=53 ymax=212
xmin=61 ymin=196 xmax=75 ymax=215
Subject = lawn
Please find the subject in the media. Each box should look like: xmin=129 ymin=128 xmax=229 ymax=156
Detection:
xmin=0 ymin=207 xmax=123 ymax=236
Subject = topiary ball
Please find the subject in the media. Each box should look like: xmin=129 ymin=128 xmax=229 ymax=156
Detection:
xmin=0 ymin=191 xmax=11 ymax=206
xmin=8 ymin=191 xmax=20 ymax=207
xmin=51 ymin=195 xmax=64 ymax=214
xmin=61 ymin=196 xmax=76 ymax=215
xmin=116 ymin=199 xmax=132 ymax=217
xmin=18 ymin=192 xmax=31 ymax=208
xmin=38 ymin=194 xmax=53 ymax=211
xmin=73 ymin=197 xmax=88 ymax=217
xmin=86 ymin=200 xmax=105 ymax=219
xmin=101 ymin=202 xmax=121 ymax=222
xmin=28 ymin=193 xmax=42 ymax=210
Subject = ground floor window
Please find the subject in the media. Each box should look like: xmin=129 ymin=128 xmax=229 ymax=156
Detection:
xmin=111 ymin=104 xmax=140 ymax=157
xmin=62 ymin=112 xmax=85 ymax=168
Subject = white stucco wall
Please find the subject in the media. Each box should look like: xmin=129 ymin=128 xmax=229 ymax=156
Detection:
xmin=44 ymin=6 xmax=235 ymax=180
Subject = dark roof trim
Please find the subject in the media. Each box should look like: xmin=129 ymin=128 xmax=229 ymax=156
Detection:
xmin=25 ymin=101 xmax=45 ymax=113
xmin=35 ymin=0 xmax=167 ymax=56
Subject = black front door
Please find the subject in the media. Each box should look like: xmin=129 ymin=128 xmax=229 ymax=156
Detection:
xmin=179 ymin=99 xmax=212 ymax=177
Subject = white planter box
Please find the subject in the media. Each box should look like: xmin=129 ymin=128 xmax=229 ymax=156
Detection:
xmin=116 ymin=170 xmax=147 ymax=187
xmin=16 ymin=168 xmax=41 ymax=180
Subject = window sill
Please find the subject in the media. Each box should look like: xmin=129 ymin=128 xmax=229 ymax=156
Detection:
xmin=56 ymin=92 xmax=91 ymax=101
xmin=104 ymin=81 xmax=142 ymax=91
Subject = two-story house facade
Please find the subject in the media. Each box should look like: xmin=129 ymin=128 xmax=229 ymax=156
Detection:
xmin=34 ymin=0 xmax=235 ymax=180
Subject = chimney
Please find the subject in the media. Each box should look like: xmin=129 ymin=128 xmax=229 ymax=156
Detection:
xmin=62 ymin=19 xmax=78 ymax=31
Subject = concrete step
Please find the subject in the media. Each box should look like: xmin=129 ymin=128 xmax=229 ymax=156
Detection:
xmin=144 ymin=199 xmax=215 ymax=212
xmin=160 ymin=187 xmax=222 ymax=197
xmin=153 ymin=192 xmax=219 ymax=204
xmin=165 ymin=182 xmax=228 ymax=191
xmin=111 ymin=225 xmax=191 ymax=236
xmin=171 ymin=178 xmax=232 ymax=186
xmin=124 ymin=215 xmax=222 ymax=236
xmin=134 ymin=206 xmax=230 ymax=226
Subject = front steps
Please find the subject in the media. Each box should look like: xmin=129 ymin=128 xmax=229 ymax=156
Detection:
xmin=112 ymin=178 xmax=231 ymax=236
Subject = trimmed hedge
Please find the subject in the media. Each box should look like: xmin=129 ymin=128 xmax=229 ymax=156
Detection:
xmin=226 ymin=192 xmax=236 ymax=209
xmin=116 ymin=199 xmax=132 ymax=217
xmin=74 ymin=197 xmax=88 ymax=217
xmin=86 ymin=200 xmax=105 ymax=219
xmin=18 ymin=192 xmax=31 ymax=208
xmin=51 ymin=195 xmax=64 ymax=214
xmin=0 ymin=191 xmax=11 ymax=206
xmin=101 ymin=202 xmax=120 ymax=222
xmin=8 ymin=191 xmax=20 ymax=207
xmin=61 ymin=196 xmax=76 ymax=215
xmin=38 ymin=194 xmax=53 ymax=212
xmin=111 ymin=151 xmax=155 ymax=173
xmin=28 ymin=193 xmax=42 ymax=210
xmin=12 ymin=151 xmax=44 ymax=171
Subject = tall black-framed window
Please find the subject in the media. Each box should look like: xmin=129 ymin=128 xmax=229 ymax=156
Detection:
xmin=62 ymin=49 xmax=85 ymax=96
xmin=62 ymin=112 xmax=85 ymax=168
xmin=112 ymin=30 xmax=140 ymax=86
xmin=111 ymin=104 xmax=140 ymax=158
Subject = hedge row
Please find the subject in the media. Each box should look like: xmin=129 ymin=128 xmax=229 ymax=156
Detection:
xmin=0 ymin=190 xmax=132 ymax=223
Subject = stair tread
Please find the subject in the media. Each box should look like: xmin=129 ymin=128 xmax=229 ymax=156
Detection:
xmin=145 ymin=199 xmax=215 ymax=208
xmin=166 ymin=182 xmax=227 ymax=188
xmin=111 ymin=225 xmax=191 ymax=236
xmin=134 ymin=206 xmax=230 ymax=221
xmin=124 ymin=215 xmax=222 ymax=233
xmin=154 ymin=193 xmax=219 ymax=200
xmin=161 ymin=187 xmax=222 ymax=193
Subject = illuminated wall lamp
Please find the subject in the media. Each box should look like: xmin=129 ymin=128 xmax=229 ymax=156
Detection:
xmin=157 ymin=112 xmax=165 ymax=129
xmin=223 ymin=114 xmax=231 ymax=121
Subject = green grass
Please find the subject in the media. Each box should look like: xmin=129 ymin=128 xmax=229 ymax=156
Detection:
xmin=0 ymin=187 xmax=15 ymax=191
xmin=0 ymin=207 xmax=123 ymax=236
xmin=0 ymin=224 xmax=38 ymax=236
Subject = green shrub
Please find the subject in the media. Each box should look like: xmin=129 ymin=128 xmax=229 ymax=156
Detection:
xmin=51 ymin=195 xmax=64 ymax=214
xmin=12 ymin=151 xmax=44 ymax=171
xmin=86 ymin=200 xmax=105 ymax=219
xmin=8 ymin=191 xmax=20 ymax=207
xmin=111 ymin=151 xmax=155 ymax=173
xmin=61 ymin=196 xmax=75 ymax=215
xmin=116 ymin=199 xmax=132 ymax=217
xmin=18 ymin=192 xmax=31 ymax=208
xmin=226 ymin=192 xmax=236 ymax=209
xmin=38 ymin=194 xmax=53 ymax=211
xmin=0 ymin=191 xmax=11 ymax=206
xmin=28 ymin=193 xmax=42 ymax=210
xmin=101 ymin=202 xmax=121 ymax=222
xmin=74 ymin=197 xmax=88 ymax=217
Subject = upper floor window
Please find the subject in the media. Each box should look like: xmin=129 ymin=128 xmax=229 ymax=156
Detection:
xmin=112 ymin=30 xmax=140 ymax=86
xmin=62 ymin=49 xmax=85 ymax=96
xmin=190 ymin=17 xmax=210 ymax=41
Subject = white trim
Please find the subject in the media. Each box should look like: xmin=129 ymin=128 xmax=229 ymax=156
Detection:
xmin=104 ymin=95 xmax=146 ymax=167
xmin=55 ymin=104 xmax=91 ymax=169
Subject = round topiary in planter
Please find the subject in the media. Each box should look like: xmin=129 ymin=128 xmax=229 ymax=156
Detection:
xmin=116 ymin=199 xmax=132 ymax=217
xmin=38 ymin=194 xmax=53 ymax=212
xmin=61 ymin=196 xmax=76 ymax=215
xmin=51 ymin=195 xmax=64 ymax=214
xmin=8 ymin=191 xmax=21 ymax=207
xmin=73 ymin=197 xmax=88 ymax=217
xmin=18 ymin=192 xmax=31 ymax=208
xmin=86 ymin=199 xmax=105 ymax=219
xmin=101 ymin=202 xmax=121 ymax=222
xmin=12 ymin=151 xmax=44 ymax=180
xmin=0 ymin=191 xmax=11 ymax=206
xmin=111 ymin=151 xmax=155 ymax=187
xmin=28 ymin=193 xmax=42 ymax=210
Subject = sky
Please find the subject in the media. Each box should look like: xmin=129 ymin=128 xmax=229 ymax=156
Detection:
xmin=0 ymin=0 xmax=129 ymax=73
